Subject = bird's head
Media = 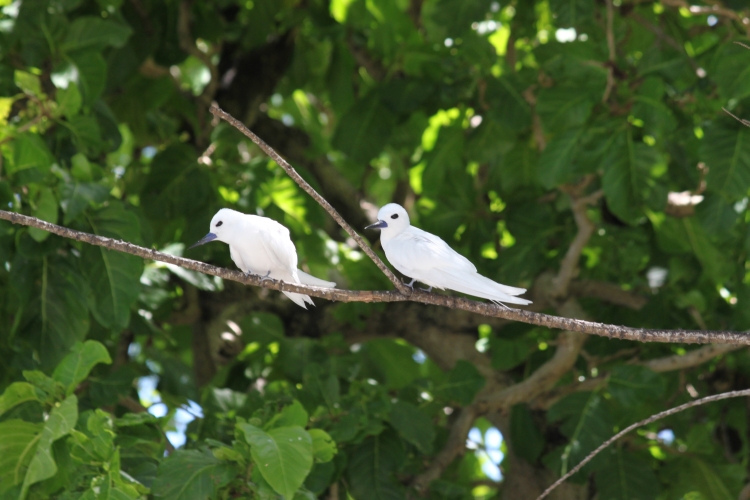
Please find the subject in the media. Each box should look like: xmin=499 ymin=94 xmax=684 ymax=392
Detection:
xmin=365 ymin=203 xmax=410 ymax=236
xmin=189 ymin=208 xmax=241 ymax=248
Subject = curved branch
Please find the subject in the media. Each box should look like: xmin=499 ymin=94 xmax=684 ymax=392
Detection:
xmin=1 ymin=210 xmax=750 ymax=345
xmin=551 ymin=188 xmax=603 ymax=297
xmin=536 ymin=389 xmax=750 ymax=500
xmin=569 ymin=280 xmax=647 ymax=310
xmin=642 ymin=344 xmax=744 ymax=372
xmin=208 ymin=104 xmax=411 ymax=295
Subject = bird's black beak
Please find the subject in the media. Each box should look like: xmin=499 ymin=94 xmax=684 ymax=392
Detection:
xmin=365 ymin=220 xmax=388 ymax=230
xmin=189 ymin=232 xmax=218 ymax=249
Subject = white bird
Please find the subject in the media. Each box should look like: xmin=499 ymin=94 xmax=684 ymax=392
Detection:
xmin=190 ymin=208 xmax=335 ymax=308
xmin=366 ymin=203 xmax=531 ymax=306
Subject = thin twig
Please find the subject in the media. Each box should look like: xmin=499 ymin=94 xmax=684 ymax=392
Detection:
xmin=723 ymin=107 xmax=750 ymax=127
xmin=2 ymin=211 xmax=750 ymax=345
xmin=536 ymin=389 xmax=750 ymax=500
xmin=208 ymin=104 xmax=411 ymax=295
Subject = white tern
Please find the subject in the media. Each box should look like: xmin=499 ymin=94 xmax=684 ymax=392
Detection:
xmin=366 ymin=203 xmax=531 ymax=306
xmin=190 ymin=208 xmax=335 ymax=308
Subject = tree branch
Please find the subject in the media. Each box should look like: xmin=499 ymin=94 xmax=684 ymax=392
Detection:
xmin=569 ymin=280 xmax=647 ymax=310
xmin=551 ymin=188 xmax=603 ymax=298
xmin=2 ymin=209 xmax=750 ymax=345
xmin=208 ymin=104 xmax=411 ymax=295
xmin=641 ymin=344 xmax=743 ymax=372
xmin=535 ymin=389 xmax=750 ymax=500
xmin=478 ymin=330 xmax=587 ymax=413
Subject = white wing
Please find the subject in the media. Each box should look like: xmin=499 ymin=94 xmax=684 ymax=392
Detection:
xmin=385 ymin=226 xmax=477 ymax=275
xmin=252 ymin=217 xmax=300 ymax=281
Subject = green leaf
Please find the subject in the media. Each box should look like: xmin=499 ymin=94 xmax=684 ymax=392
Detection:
xmin=608 ymin=366 xmax=665 ymax=408
xmin=22 ymin=371 xmax=65 ymax=400
xmin=20 ymin=395 xmax=78 ymax=500
xmin=308 ymin=429 xmax=337 ymax=463
xmin=547 ymin=392 xmax=612 ymax=475
xmin=490 ymin=337 xmax=534 ymax=371
xmin=363 ymin=339 xmax=420 ymax=390
xmin=602 ymin=129 xmax=655 ymax=224
xmin=141 ymin=144 xmax=211 ymax=221
xmin=266 ymin=400 xmax=309 ymax=430
xmin=14 ymin=71 xmax=42 ymax=96
xmin=701 ymin=122 xmax=750 ymax=201
xmin=685 ymin=458 xmax=735 ymax=500
xmin=0 ymin=383 xmax=42 ymax=417
xmin=711 ymin=41 xmax=750 ymax=101
xmin=595 ymin=448 xmax=659 ymax=500
xmin=424 ymin=0 xmax=493 ymax=38
xmin=651 ymin=215 xmax=732 ymax=283
xmin=60 ymin=180 xmax=110 ymax=224
xmin=62 ymin=17 xmax=132 ymax=52
xmin=549 ymin=0 xmax=594 ymax=27
xmin=52 ymin=340 xmax=112 ymax=395
xmin=152 ymin=448 xmax=239 ymax=500
xmin=435 ymin=360 xmax=485 ymax=405
xmin=29 ymin=187 xmax=58 ymax=242
xmin=537 ymin=86 xmax=594 ymax=133
xmin=537 ymin=127 xmax=584 ymax=189
xmin=239 ymin=424 xmax=313 ymax=500
xmin=56 ymin=83 xmax=81 ymax=119
xmin=66 ymin=115 xmax=103 ymax=154
xmin=387 ymin=401 xmax=435 ymax=453
xmin=83 ymin=203 xmax=143 ymax=331
xmin=11 ymin=133 xmax=54 ymax=176
xmin=422 ymin=125 xmax=465 ymax=198
xmin=0 ymin=420 xmax=43 ymax=493
xmin=22 ymin=255 xmax=91 ymax=370
xmin=510 ymin=404 xmax=544 ymax=464
xmin=346 ymin=432 xmax=405 ymax=500
xmin=70 ymin=50 xmax=107 ymax=104
xmin=332 ymin=93 xmax=397 ymax=165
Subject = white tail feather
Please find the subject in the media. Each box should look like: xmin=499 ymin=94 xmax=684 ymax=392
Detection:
xmin=432 ymin=269 xmax=532 ymax=305
xmin=282 ymin=271 xmax=335 ymax=308
xmin=297 ymin=270 xmax=336 ymax=288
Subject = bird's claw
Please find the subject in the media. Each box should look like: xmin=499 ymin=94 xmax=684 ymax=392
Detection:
xmin=258 ymin=270 xmax=274 ymax=283
xmin=402 ymin=277 xmax=416 ymax=289
xmin=420 ymin=286 xmax=433 ymax=293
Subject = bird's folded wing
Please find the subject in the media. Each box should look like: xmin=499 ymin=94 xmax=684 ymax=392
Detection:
xmin=389 ymin=227 xmax=477 ymax=273
xmin=256 ymin=225 xmax=301 ymax=282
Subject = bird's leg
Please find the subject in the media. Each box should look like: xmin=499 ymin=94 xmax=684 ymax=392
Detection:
xmin=402 ymin=277 xmax=416 ymax=289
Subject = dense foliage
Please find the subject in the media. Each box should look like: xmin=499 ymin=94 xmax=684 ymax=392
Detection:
xmin=3 ymin=0 xmax=750 ymax=498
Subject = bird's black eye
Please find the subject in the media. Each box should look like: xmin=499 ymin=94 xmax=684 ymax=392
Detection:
xmin=391 ymin=214 xmax=399 ymax=220
xmin=216 ymin=221 xmax=223 ymax=227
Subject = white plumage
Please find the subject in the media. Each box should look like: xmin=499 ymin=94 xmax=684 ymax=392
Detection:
xmin=190 ymin=208 xmax=335 ymax=308
xmin=366 ymin=203 xmax=531 ymax=306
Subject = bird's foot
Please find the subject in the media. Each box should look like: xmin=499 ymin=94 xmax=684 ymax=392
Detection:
xmin=259 ymin=270 xmax=274 ymax=283
xmin=419 ymin=286 xmax=433 ymax=293
xmin=402 ymin=277 xmax=416 ymax=289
